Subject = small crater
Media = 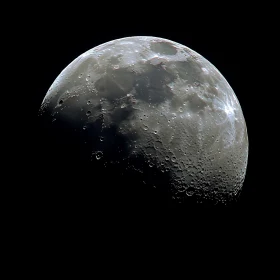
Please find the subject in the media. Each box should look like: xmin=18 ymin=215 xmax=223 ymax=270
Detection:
xmin=171 ymin=156 xmax=176 ymax=162
xmin=186 ymin=187 xmax=195 ymax=196
xmin=95 ymin=151 xmax=103 ymax=160
xmin=86 ymin=111 xmax=91 ymax=116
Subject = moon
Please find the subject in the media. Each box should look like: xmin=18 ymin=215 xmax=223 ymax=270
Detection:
xmin=39 ymin=36 xmax=248 ymax=206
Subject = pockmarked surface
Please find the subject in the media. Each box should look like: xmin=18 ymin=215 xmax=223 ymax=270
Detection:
xmin=39 ymin=36 xmax=248 ymax=205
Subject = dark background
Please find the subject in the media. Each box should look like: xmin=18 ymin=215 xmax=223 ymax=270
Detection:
xmin=17 ymin=5 xmax=275 ymax=242
xmin=6 ymin=4 xmax=278 ymax=274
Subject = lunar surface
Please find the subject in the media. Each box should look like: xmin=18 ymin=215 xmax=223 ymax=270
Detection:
xmin=39 ymin=36 xmax=248 ymax=206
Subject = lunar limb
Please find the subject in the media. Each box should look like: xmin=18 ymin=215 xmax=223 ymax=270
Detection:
xmin=39 ymin=36 xmax=248 ymax=205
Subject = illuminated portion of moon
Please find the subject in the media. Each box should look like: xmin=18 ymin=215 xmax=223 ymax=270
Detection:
xmin=39 ymin=36 xmax=248 ymax=205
